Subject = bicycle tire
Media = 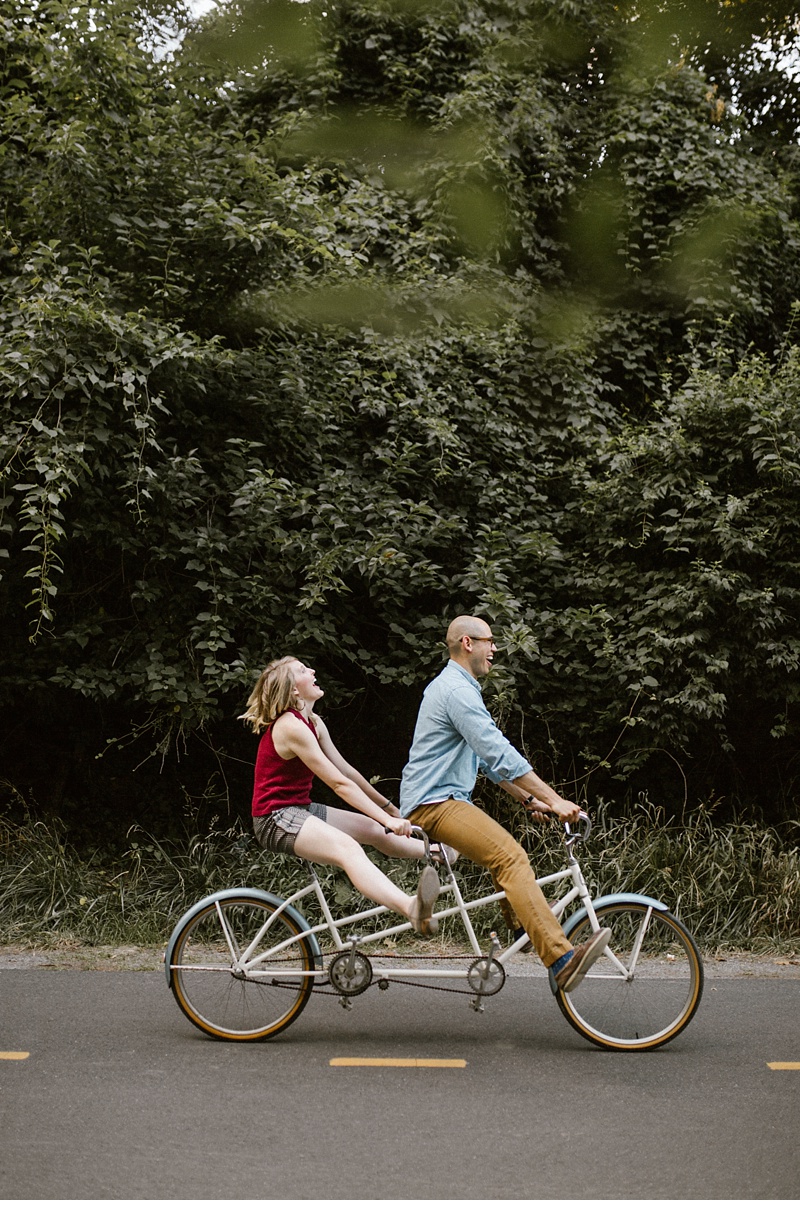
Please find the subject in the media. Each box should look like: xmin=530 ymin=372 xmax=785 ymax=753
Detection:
xmin=556 ymin=902 xmax=703 ymax=1051
xmin=170 ymin=895 xmax=316 ymax=1041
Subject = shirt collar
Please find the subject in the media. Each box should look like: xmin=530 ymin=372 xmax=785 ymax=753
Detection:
xmin=445 ymin=659 xmax=482 ymax=692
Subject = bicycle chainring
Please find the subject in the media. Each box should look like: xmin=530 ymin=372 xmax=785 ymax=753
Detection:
xmin=467 ymin=956 xmax=506 ymax=996
xmin=328 ymin=950 xmax=373 ymax=997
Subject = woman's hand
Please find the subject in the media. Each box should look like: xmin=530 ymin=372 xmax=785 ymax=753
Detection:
xmin=383 ymin=813 xmax=413 ymax=838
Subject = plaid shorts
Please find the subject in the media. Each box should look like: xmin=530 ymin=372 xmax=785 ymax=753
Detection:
xmin=252 ymin=801 xmax=328 ymax=855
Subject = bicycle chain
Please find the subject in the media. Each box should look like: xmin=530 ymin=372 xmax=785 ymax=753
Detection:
xmin=314 ymin=948 xmax=498 ymax=998
xmin=256 ymin=948 xmax=501 ymax=998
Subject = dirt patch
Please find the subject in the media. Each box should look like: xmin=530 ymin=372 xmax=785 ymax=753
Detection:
xmin=0 ymin=944 xmax=165 ymax=971
xmin=698 ymin=952 xmax=800 ymax=978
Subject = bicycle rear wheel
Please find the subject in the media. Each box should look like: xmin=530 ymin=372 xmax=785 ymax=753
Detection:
xmin=170 ymin=895 xmax=316 ymax=1041
xmin=557 ymin=902 xmax=703 ymax=1051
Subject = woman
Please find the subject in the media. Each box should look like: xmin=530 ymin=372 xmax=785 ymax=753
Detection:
xmin=240 ymin=656 xmax=439 ymax=935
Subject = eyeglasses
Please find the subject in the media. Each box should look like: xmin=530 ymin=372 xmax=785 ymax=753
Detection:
xmin=463 ymin=635 xmax=496 ymax=645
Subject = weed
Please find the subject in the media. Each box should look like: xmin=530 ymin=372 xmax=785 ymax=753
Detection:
xmin=1 ymin=801 xmax=798 ymax=952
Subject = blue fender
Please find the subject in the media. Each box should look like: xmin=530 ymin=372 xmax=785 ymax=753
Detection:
xmin=549 ymin=893 xmax=670 ymax=995
xmin=164 ymin=887 xmax=322 ymax=986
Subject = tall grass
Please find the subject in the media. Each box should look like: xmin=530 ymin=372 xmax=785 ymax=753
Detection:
xmin=538 ymin=799 xmax=800 ymax=952
xmin=1 ymin=800 xmax=798 ymax=952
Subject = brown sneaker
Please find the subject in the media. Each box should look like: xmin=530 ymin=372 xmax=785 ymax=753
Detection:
xmin=554 ymin=928 xmax=611 ymax=993
xmin=409 ymin=865 xmax=440 ymax=937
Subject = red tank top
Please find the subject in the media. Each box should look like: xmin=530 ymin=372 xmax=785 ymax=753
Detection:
xmin=251 ymin=709 xmax=319 ymax=817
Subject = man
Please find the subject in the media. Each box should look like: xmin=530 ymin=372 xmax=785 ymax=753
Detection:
xmin=399 ymin=615 xmax=610 ymax=992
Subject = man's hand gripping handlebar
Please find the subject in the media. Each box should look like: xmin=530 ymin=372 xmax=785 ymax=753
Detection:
xmin=524 ymin=798 xmax=592 ymax=842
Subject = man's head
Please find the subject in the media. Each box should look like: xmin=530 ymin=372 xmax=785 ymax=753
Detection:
xmin=446 ymin=615 xmax=497 ymax=679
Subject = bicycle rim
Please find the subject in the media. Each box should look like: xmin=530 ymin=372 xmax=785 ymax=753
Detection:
xmin=557 ymin=903 xmax=703 ymax=1051
xmin=170 ymin=896 xmax=315 ymax=1041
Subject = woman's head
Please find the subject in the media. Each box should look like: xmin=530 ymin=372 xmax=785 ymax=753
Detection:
xmin=239 ymin=657 xmax=323 ymax=732
xmin=239 ymin=657 xmax=301 ymax=733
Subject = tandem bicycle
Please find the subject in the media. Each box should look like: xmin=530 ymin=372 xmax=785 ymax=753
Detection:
xmin=164 ymin=813 xmax=704 ymax=1052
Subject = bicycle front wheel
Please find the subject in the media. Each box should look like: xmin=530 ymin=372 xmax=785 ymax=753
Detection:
xmin=557 ymin=902 xmax=703 ymax=1052
xmin=170 ymin=895 xmax=316 ymax=1041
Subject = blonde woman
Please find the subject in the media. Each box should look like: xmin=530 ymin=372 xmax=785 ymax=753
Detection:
xmin=240 ymin=656 xmax=439 ymax=935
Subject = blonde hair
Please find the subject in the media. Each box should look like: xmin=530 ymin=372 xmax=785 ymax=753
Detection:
xmin=239 ymin=657 xmax=300 ymax=733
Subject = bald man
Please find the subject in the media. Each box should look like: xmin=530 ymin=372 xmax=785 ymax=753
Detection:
xmin=399 ymin=615 xmax=609 ymax=993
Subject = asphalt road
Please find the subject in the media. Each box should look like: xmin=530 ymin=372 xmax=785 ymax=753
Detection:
xmin=1 ymin=966 xmax=798 ymax=1200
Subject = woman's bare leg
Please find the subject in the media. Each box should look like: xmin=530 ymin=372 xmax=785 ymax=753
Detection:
xmin=323 ymin=807 xmax=458 ymax=865
xmin=323 ymin=807 xmax=429 ymax=859
xmin=293 ymin=815 xmax=415 ymax=917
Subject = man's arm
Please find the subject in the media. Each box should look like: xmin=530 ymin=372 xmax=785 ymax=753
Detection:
xmin=446 ymin=683 xmax=531 ymax=784
xmin=446 ymin=679 xmax=580 ymax=820
xmin=499 ymin=774 xmax=580 ymax=823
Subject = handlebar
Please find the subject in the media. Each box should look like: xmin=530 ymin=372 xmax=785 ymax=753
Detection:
xmin=524 ymin=798 xmax=592 ymax=842
xmin=564 ymin=810 xmax=592 ymax=844
xmin=410 ymin=823 xmax=431 ymax=855
xmin=383 ymin=821 xmax=433 ymax=858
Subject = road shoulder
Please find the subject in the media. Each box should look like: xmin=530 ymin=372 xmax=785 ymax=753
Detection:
xmin=1 ymin=943 xmax=798 ymax=976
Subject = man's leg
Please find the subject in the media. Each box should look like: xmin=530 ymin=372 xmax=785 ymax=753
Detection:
xmin=409 ymin=799 xmax=572 ymax=966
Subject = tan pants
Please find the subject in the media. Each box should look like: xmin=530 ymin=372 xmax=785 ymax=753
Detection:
xmin=409 ymin=798 xmax=572 ymax=968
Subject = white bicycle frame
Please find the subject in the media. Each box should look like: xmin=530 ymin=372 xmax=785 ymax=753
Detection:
xmin=223 ymin=818 xmax=637 ymax=988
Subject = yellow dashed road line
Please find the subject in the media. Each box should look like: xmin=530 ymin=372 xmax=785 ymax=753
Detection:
xmin=0 ymin=1052 xmax=30 ymax=1061
xmin=330 ymin=1057 xmax=466 ymax=1068
xmin=767 ymin=1062 xmax=800 ymax=1070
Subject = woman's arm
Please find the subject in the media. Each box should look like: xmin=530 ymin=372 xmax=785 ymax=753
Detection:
xmin=274 ymin=713 xmax=410 ymax=834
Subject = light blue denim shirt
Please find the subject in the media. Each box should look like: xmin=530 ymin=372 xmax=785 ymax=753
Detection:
xmin=399 ymin=660 xmax=532 ymax=816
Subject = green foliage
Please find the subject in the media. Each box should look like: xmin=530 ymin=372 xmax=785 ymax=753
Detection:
xmin=2 ymin=0 xmax=800 ymax=830
xmin=549 ymin=350 xmax=800 ymax=783
xmin=550 ymin=799 xmax=800 ymax=952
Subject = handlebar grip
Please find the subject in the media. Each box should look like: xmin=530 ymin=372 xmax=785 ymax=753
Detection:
xmin=384 ymin=823 xmax=433 ymax=858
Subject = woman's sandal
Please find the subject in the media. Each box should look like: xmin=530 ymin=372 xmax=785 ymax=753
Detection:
xmin=409 ymin=865 xmax=440 ymax=936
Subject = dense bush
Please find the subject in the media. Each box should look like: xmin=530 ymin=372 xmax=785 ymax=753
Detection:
xmin=2 ymin=0 xmax=800 ymax=840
